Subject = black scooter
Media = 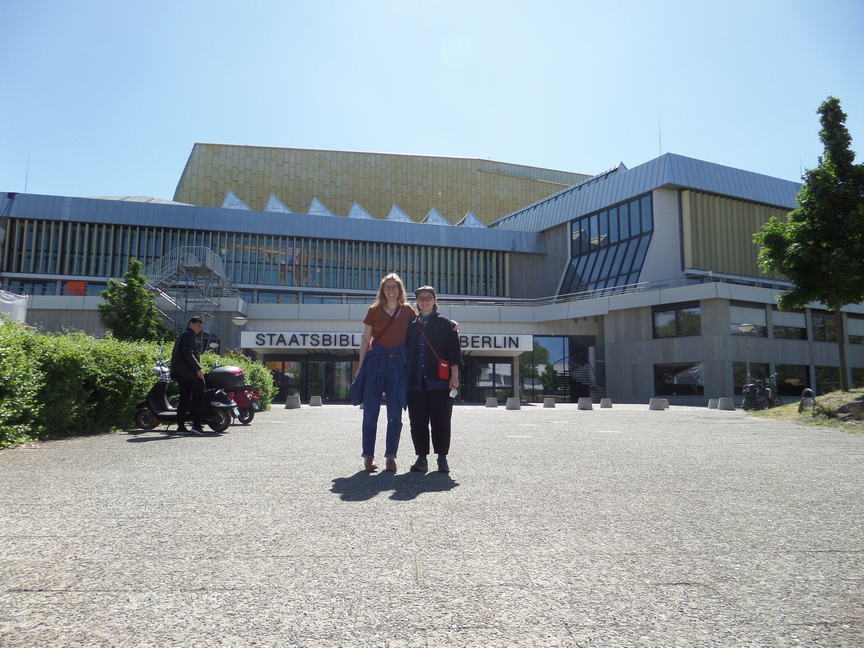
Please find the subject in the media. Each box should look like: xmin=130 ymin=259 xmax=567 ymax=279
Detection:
xmin=135 ymin=359 xmax=238 ymax=433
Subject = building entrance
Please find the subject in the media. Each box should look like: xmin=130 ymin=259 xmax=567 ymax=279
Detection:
xmin=460 ymin=357 xmax=514 ymax=403
xmin=265 ymin=356 xmax=355 ymax=403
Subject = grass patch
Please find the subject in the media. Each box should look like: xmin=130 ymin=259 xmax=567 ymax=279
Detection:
xmin=751 ymin=387 xmax=864 ymax=433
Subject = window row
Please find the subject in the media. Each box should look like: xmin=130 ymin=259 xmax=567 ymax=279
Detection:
xmin=560 ymin=194 xmax=653 ymax=295
xmin=570 ymin=195 xmax=653 ymax=256
xmin=2 ymin=218 xmax=509 ymax=297
xmin=654 ymin=362 xmax=864 ymax=397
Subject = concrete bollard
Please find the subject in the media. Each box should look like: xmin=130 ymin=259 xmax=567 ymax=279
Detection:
xmin=505 ymin=397 xmax=521 ymax=410
xmin=662 ymin=398 xmax=670 ymax=409
xmin=485 ymin=397 xmax=498 ymax=408
xmin=717 ymin=397 xmax=735 ymax=410
xmin=543 ymin=397 xmax=556 ymax=408
xmin=600 ymin=398 xmax=612 ymax=408
xmin=649 ymin=398 xmax=666 ymax=411
xmin=284 ymin=394 xmax=301 ymax=409
xmin=708 ymin=398 xmax=718 ymax=409
xmin=577 ymin=397 xmax=593 ymax=410
xmin=309 ymin=395 xmax=323 ymax=406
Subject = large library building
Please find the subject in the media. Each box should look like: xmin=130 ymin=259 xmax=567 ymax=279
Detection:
xmin=2 ymin=144 xmax=862 ymax=404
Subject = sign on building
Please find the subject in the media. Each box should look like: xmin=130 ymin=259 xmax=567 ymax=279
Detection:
xmin=241 ymin=331 xmax=533 ymax=352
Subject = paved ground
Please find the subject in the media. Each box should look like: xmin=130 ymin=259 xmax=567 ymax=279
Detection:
xmin=1 ymin=402 xmax=862 ymax=648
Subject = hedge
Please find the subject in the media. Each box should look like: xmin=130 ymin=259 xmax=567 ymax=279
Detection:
xmin=0 ymin=319 xmax=274 ymax=447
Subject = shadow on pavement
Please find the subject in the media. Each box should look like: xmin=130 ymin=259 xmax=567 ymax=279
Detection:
xmin=331 ymin=470 xmax=459 ymax=502
xmin=125 ymin=429 xmax=224 ymax=442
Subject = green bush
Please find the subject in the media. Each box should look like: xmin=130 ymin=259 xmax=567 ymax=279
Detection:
xmin=200 ymin=350 xmax=276 ymax=410
xmin=0 ymin=318 xmax=45 ymax=445
xmin=31 ymin=334 xmax=160 ymax=441
xmin=0 ymin=323 xmax=275 ymax=447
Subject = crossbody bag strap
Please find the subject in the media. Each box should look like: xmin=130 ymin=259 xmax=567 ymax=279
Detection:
xmin=415 ymin=320 xmax=443 ymax=361
xmin=374 ymin=305 xmax=401 ymax=342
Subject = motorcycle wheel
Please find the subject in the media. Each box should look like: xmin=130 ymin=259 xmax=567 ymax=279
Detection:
xmin=238 ymin=408 xmax=255 ymax=425
xmin=209 ymin=409 xmax=231 ymax=433
xmin=135 ymin=409 xmax=159 ymax=430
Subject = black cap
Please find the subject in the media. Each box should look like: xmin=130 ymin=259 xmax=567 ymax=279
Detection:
xmin=414 ymin=285 xmax=436 ymax=297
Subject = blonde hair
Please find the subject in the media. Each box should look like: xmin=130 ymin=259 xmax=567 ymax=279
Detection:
xmin=375 ymin=273 xmax=407 ymax=309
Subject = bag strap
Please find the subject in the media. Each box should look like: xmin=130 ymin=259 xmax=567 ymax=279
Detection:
xmin=415 ymin=319 xmax=443 ymax=361
xmin=374 ymin=305 xmax=401 ymax=342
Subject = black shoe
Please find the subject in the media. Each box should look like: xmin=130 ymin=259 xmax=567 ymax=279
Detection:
xmin=437 ymin=457 xmax=449 ymax=473
xmin=188 ymin=426 xmax=205 ymax=436
xmin=410 ymin=456 xmax=428 ymax=472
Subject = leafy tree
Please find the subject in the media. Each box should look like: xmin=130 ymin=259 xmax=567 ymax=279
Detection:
xmin=754 ymin=96 xmax=864 ymax=391
xmin=99 ymin=258 xmax=171 ymax=342
xmin=542 ymin=362 xmax=558 ymax=394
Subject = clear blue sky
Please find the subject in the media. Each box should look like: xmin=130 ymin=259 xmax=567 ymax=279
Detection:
xmin=2 ymin=0 xmax=862 ymax=201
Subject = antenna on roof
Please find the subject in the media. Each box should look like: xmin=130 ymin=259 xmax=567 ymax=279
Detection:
xmin=24 ymin=155 xmax=30 ymax=192
xmin=658 ymin=109 xmax=662 ymax=156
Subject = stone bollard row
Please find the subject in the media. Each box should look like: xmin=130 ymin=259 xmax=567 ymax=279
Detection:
xmin=708 ymin=398 xmax=718 ymax=409
xmin=543 ymin=397 xmax=556 ymax=408
xmin=577 ymin=397 xmax=593 ymax=410
xmin=505 ymin=397 xmax=521 ymax=410
xmin=310 ymin=395 xmax=323 ymax=406
xmin=284 ymin=394 xmax=301 ymax=409
xmin=600 ymin=398 xmax=612 ymax=408
xmin=485 ymin=397 xmax=498 ymax=408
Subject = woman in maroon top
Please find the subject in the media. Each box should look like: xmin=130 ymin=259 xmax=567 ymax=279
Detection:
xmin=353 ymin=273 xmax=416 ymax=472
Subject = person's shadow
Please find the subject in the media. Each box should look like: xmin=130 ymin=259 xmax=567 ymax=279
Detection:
xmin=331 ymin=470 xmax=459 ymax=501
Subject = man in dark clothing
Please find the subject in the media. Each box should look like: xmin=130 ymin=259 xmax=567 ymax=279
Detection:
xmin=170 ymin=316 xmax=206 ymax=435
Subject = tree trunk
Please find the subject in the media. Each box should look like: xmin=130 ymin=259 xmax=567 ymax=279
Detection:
xmin=834 ymin=304 xmax=849 ymax=392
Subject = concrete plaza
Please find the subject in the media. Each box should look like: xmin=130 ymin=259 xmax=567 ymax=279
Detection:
xmin=1 ymin=403 xmax=862 ymax=647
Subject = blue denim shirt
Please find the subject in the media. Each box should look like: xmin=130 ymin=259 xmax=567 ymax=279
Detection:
xmin=350 ymin=343 xmax=408 ymax=408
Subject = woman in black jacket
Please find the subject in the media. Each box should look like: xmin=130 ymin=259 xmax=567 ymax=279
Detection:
xmin=405 ymin=286 xmax=461 ymax=473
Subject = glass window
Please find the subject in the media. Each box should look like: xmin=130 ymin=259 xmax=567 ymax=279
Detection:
xmin=773 ymin=326 xmax=807 ymax=340
xmin=679 ymin=306 xmax=701 ymax=336
xmin=732 ymin=362 xmax=770 ymax=395
xmin=653 ymin=302 xmax=701 ymax=338
xmin=571 ymin=228 xmax=584 ymax=257
xmin=653 ymin=310 xmax=676 ymax=337
xmin=654 ymin=362 xmax=704 ymax=396
xmin=619 ymin=203 xmax=630 ymax=240
xmin=815 ymin=366 xmax=840 ymax=394
xmin=597 ymin=211 xmax=609 ymax=248
xmin=631 ymin=235 xmax=651 ymax=271
xmin=776 ymin=364 xmax=809 ymax=397
xmin=563 ymin=194 xmax=654 ymax=295
xmin=598 ymin=247 xmax=617 ymax=280
xmin=605 ymin=244 xmax=625 ymax=281
xmin=629 ymin=200 xmax=641 ymax=236
xmin=612 ymin=238 xmax=635 ymax=277
xmin=730 ymin=302 xmax=767 ymax=336
xmin=582 ymin=251 xmax=602 ymax=284
xmin=812 ymin=310 xmax=837 ymax=342
xmin=258 ymin=291 xmax=279 ymax=304
xmin=609 ymin=207 xmax=619 ymax=243
xmin=640 ymin=195 xmax=652 ymax=233
xmin=853 ymin=367 xmax=864 ymax=389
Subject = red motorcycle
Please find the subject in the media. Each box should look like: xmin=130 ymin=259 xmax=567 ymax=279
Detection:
xmin=208 ymin=365 xmax=261 ymax=425
xmin=227 ymin=384 xmax=260 ymax=424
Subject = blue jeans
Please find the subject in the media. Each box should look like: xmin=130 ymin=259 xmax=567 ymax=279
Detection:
xmin=361 ymin=350 xmax=406 ymax=459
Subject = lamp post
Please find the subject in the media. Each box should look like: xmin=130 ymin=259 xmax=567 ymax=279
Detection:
xmin=736 ymin=323 xmax=756 ymax=385
xmin=231 ymin=315 xmax=248 ymax=353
